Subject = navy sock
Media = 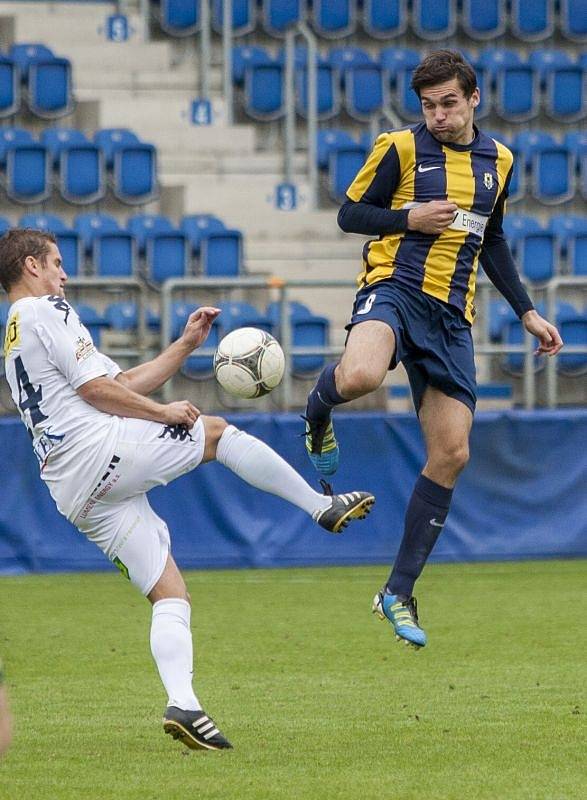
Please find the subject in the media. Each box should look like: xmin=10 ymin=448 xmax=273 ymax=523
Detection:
xmin=305 ymin=362 xmax=346 ymax=423
xmin=386 ymin=475 xmax=453 ymax=598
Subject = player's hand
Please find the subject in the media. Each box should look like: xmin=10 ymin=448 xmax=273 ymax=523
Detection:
xmin=160 ymin=400 xmax=201 ymax=427
xmin=180 ymin=306 xmax=221 ymax=350
xmin=407 ymin=201 xmax=458 ymax=235
xmin=521 ymin=310 xmax=564 ymax=356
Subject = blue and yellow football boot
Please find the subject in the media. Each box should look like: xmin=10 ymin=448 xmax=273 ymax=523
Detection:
xmin=372 ymin=592 xmax=427 ymax=649
xmin=303 ymin=415 xmax=339 ymax=475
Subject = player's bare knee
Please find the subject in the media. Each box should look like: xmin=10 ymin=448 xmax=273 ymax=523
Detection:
xmin=338 ymin=363 xmax=382 ymax=398
xmin=201 ymin=415 xmax=229 ymax=462
xmin=434 ymin=442 xmax=469 ymax=474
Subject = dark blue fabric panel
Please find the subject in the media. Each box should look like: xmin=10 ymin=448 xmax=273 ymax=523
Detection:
xmin=0 ymin=411 xmax=585 ymax=576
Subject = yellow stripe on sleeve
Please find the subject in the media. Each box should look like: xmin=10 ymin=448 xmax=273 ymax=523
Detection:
xmin=346 ymin=132 xmax=396 ymax=202
xmin=493 ymin=140 xmax=514 ymax=210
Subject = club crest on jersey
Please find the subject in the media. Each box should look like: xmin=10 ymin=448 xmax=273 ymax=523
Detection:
xmin=3 ymin=312 xmax=20 ymax=358
xmin=483 ymin=172 xmax=494 ymax=190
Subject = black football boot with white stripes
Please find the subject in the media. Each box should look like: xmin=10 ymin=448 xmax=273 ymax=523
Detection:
xmin=163 ymin=707 xmax=233 ymax=751
xmin=312 ymin=490 xmax=375 ymax=533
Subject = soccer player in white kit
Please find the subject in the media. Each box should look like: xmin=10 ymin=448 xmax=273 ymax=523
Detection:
xmin=0 ymin=229 xmax=375 ymax=751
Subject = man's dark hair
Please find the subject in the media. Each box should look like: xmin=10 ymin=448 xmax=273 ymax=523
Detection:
xmin=0 ymin=228 xmax=56 ymax=292
xmin=411 ymin=50 xmax=477 ymax=99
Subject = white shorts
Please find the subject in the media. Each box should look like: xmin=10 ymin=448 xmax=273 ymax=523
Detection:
xmin=74 ymin=416 xmax=206 ymax=595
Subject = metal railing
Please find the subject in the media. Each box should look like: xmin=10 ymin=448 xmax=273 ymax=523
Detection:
xmin=160 ymin=276 xmax=587 ymax=410
xmin=283 ymin=23 xmax=318 ymax=208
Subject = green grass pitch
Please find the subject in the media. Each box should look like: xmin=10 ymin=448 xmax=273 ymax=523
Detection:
xmin=0 ymin=560 xmax=585 ymax=800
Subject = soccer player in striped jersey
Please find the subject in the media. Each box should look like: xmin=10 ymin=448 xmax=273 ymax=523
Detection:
xmin=304 ymin=51 xmax=563 ymax=649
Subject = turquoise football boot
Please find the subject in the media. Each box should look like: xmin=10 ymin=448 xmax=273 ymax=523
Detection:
xmin=303 ymin=415 xmax=339 ymax=475
xmin=372 ymin=592 xmax=427 ymax=649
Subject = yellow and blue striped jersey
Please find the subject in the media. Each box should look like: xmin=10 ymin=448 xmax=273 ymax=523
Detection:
xmin=346 ymin=123 xmax=513 ymax=324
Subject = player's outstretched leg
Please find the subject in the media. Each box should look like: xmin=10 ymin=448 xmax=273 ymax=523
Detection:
xmin=214 ymin=423 xmax=373 ymax=532
xmin=163 ymin=707 xmax=233 ymax=751
xmin=303 ymin=363 xmax=346 ymax=475
xmin=372 ymin=592 xmax=427 ymax=649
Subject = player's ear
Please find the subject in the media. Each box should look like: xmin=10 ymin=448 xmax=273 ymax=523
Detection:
xmin=23 ymin=255 xmax=41 ymax=277
xmin=470 ymin=88 xmax=480 ymax=108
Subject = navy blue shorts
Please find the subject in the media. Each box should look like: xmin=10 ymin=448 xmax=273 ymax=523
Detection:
xmin=347 ymin=280 xmax=477 ymax=414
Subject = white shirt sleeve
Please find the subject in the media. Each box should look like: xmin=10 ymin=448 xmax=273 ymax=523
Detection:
xmin=33 ymin=297 xmax=111 ymax=390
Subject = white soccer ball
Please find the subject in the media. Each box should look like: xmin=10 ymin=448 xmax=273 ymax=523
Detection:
xmin=213 ymin=327 xmax=285 ymax=399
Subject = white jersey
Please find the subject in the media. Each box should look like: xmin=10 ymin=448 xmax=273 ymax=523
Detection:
xmin=4 ymin=295 xmax=121 ymax=521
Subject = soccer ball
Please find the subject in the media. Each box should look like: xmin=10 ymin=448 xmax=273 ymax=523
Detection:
xmin=213 ymin=327 xmax=285 ymax=399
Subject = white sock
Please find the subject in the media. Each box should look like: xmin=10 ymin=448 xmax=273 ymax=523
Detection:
xmin=150 ymin=598 xmax=201 ymax=711
xmin=215 ymin=425 xmax=331 ymax=516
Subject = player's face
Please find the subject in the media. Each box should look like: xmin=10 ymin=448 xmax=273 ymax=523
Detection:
xmin=39 ymin=243 xmax=67 ymax=297
xmin=420 ymin=79 xmax=479 ymax=145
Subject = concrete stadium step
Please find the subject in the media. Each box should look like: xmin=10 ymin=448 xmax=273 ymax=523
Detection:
xmin=128 ymin=124 xmax=258 ymax=156
xmin=246 ymin=257 xmax=359 ymax=282
xmin=160 ymin=151 xmax=308 ymax=176
xmin=4 ymin=2 xmax=121 ymax=46
xmin=247 ymin=240 xmax=359 ymax=260
xmin=74 ymin=68 xmax=213 ymax=92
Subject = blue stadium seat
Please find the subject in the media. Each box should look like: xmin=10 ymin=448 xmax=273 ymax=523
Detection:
xmin=559 ymin=0 xmax=587 ymax=42
xmin=104 ymin=301 xmax=139 ymax=331
xmin=567 ymin=233 xmax=587 ymax=275
xmin=232 ymin=46 xmax=272 ymax=84
xmin=531 ymin=144 xmax=575 ymax=205
xmin=344 ymin=63 xmax=385 ymax=121
xmin=412 ymin=0 xmax=457 ymax=40
xmin=6 ymin=144 xmax=51 ymax=204
xmin=19 ymin=213 xmax=81 ymax=276
xmin=510 ymin=0 xmax=554 ymax=41
xmin=0 ymin=56 xmax=19 ymax=118
xmin=511 ymin=130 xmax=556 ymax=169
xmin=328 ymin=46 xmax=373 ymax=73
xmin=379 ymin=47 xmax=420 ymax=86
xmin=146 ymin=231 xmax=190 ymax=283
xmin=93 ymin=128 xmax=141 ymax=169
xmin=59 ymin=143 xmax=105 ymax=205
xmin=502 ymin=213 xmax=542 ymax=254
xmin=212 ymin=0 xmax=255 ymax=35
xmin=217 ymin=300 xmax=273 ymax=334
xmin=363 ymin=0 xmax=408 ymax=39
xmin=112 ymin=143 xmax=157 ymax=204
xmin=328 ymin=144 xmax=368 ymax=203
xmin=476 ymin=48 xmax=521 ymax=78
xmin=395 ymin=67 xmax=422 ymax=120
xmin=41 ymin=128 xmax=89 ymax=169
xmin=127 ymin=214 xmax=175 ymax=253
xmin=487 ymin=300 xmax=516 ymax=342
xmin=295 ymin=63 xmax=340 ymax=119
xmin=525 ymin=51 xmax=586 ymax=122
xmin=266 ymin=301 xmax=329 ymax=374
xmin=180 ymin=214 xmax=226 ymax=255
xmin=311 ymin=0 xmax=356 ymax=39
xmin=8 ymin=43 xmax=54 ymax=78
xmin=77 ymin=303 xmax=107 ymax=347
xmin=74 ymin=213 xmax=121 ymax=253
xmin=93 ymin=232 xmax=136 ymax=277
xmin=517 ymin=231 xmax=557 ymax=282
xmin=317 ymin=129 xmax=357 ymax=169
xmin=557 ymin=305 xmax=587 ymax=374
xmin=27 ymin=58 xmax=73 ymax=119
xmin=495 ymin=63 xmax=539 ymax=122
xmin=200 ymin=229 xmax=243 ymax=276
xmin=461 ymin=0 xmax=506 ymax=39
xmin=244 ymin=61 xmax=284 ymax=120
xmin=159 ymin=0 xmax=200 ymax=36
xmin=0 ymin=127 xmax=33 ymax=167
xmin=262 ymin=0 xmax=302 ymax=36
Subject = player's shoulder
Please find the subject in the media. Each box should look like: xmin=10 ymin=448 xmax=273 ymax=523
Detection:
xmin=373 ymin=124 xmax=418 ymax=149
xmin=478 ymin=129 xmax=514 ymax=163
xmin=33 ymin=294 xmax=77 ymax=325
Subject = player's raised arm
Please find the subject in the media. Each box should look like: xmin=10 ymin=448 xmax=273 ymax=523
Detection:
xmin=116 ymin=306 xmax=221 ymax=396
